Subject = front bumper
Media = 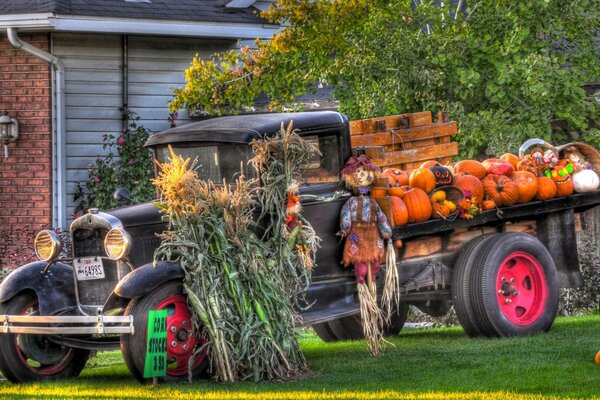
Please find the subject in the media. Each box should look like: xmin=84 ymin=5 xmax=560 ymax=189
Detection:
xmin=0 ymin=315 xmax=134 ymax=335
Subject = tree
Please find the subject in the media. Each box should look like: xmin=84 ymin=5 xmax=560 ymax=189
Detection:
xmin=170 ymin=0 xmax=599 ymax=158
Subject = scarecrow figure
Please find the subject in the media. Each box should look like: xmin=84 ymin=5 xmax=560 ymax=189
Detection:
xmin=338 ymin=155 xmax=394 ymax=355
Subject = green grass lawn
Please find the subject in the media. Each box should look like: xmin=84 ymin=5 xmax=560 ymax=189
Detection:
xmin=1 ymin=316 xmax=600 ymax=399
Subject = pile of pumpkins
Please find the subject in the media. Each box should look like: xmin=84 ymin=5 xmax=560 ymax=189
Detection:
xmin=370 ymin=150 xmax=600 ymax=227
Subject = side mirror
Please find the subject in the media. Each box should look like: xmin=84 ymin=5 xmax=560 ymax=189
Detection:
xmin=114 ymin=187 xmax=133 ymax=203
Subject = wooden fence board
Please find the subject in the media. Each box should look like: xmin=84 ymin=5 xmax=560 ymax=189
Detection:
xmin=350 ymin=122 xmax=457 ymax=148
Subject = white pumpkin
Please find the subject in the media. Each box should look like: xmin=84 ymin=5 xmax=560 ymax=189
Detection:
xmin=572 ymin=170 xmax=600 ymax=193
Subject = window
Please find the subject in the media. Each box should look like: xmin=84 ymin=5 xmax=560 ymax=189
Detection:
xmin=301 ymin=134 xmax=341 ymax=185
xmin=155 ymin=143 xmax=256 ymax=184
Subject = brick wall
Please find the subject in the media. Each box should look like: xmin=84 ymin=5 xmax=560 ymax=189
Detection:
xmin=0 ymin=33 xmax=53 ymax=269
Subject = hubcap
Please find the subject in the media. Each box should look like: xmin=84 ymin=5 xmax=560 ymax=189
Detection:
xmin=155 ymin=295 xmax=206 ymax=376
xmin=496 ymin=252 xmax=548 ymax=326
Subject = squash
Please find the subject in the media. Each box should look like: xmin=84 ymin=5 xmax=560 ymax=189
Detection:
xmin=453 ymin=160 xmax=486 ymax=179
xmin=382 ymin=168 xmax=409 ymax=187
xmin=482 ymin=158 xmax=514 ymax=177
xmin=389 ymin=196 xmax=409 ymax=226
xmin=408 ymin=167 xmax=436 ymax=193
xmin=535 ymin=176 xmax=557 ymax=200
xmin=481 ymin=174 xmax=520 ymax=206
xmin=453 ymin=173 xmax=484 ymax=204
xmin=429 ymin=163 xmax=453 ymax=187
xmin=572 ymin=170 xmax=600 ymax=193
xmin=387 ymin=186 xmax=407 ymax=197
xmin=500 ymin=153 xmax=520 ymax=169
xmin=402 ymin=188 xmax=432 ymax=223
xmin=432 ymin=201 xmax=451 ymax=218
xmin=511 ymin=171 xmax=538 ymax=203
xmin=481 ymin=199 xmax=496 ymax=210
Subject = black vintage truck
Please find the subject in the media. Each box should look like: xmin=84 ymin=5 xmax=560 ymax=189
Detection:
xmin=0 ymin=111 xmax=598 ymax=383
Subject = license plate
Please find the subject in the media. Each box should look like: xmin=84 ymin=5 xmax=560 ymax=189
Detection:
xmin=74 ymin=257 xmax=105 ymax=281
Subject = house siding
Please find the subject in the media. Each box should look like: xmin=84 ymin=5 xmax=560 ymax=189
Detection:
xmin=53 ymin=33 xmax=238 ymax=218
xmin=0 ymin=33 xmax=53 ymax=269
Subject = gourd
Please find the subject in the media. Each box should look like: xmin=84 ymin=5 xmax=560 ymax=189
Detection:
xmin=511 ymin=171 xmax=538 ymax=203
xmin=402 ymin=188 xmax=432 ymax=223
xmin=535 ymin=176 xmax=557 ymax=200
xmin=387 ymin=186 xmax=407 ymax=197
xmin=572 ymin=170 xmax=600 ymax=193
xmin=481 ymin=174 xmax=520 ymax=206
xmin=408 ymin=167 xmax=436 ymax=193
xmin=453 ymin=173 xmax=484 ymax=203
xmin=481 ymin=199 xmax=496 ymax=210
xmin=453 ymin=160 xmax=486 ymax=179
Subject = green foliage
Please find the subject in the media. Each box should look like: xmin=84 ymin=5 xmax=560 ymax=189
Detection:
xmin=171 ymin=0 xmax=599 ymax=158
xmin=74 ymin=108 xmax=155 ymax=214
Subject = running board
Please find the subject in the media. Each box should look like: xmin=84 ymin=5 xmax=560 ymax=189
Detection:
xmin=0 ymin=315 xmax=134 ymax=335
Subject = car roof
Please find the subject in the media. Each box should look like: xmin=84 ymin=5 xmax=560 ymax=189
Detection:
xmin=145 ymin=111 xmax=348 ymax=147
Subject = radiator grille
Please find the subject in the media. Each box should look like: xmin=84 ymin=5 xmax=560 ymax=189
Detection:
xmin=72 ymin=228 xmax=119 ymax=307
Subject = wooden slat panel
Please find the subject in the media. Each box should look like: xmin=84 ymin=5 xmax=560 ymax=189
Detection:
xmin=350 ymin=122 xmax=457 ymax=148
xmin=409 ymin=111 xmax=432 ymax=127
xmin=373 ymin=142 xmax=459 ymax=168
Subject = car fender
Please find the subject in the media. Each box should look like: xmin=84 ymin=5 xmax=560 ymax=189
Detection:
xmin=0 ymin=261 xmax=77 ymax=315
xmin=114 ymin=260 xmax=183 ymax=299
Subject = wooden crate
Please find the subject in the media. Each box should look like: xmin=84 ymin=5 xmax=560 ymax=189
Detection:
xmin=350 ymin=111 xmax=458 ymax=170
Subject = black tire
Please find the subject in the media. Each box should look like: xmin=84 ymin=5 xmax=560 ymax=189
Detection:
xmin=315 ymin=303 xmax=409 ymax=342
xmin=0 ymin=291 xmax=90 ymax=383
xmin=312 ymin=322 xmax=338 ymax=342
xmin=471 ymin=233 xmax=559 ymax=337
xmin=452 ymin=234 xmax=499 ymax=337
xmin=121 ymin=281 xmax=209 ymax=383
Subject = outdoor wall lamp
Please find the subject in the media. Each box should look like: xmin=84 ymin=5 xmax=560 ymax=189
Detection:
xmin=0 ymin=111 xmax=19 ymax=158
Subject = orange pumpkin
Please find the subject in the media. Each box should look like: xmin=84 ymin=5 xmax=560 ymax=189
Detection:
xmin=387 ymin=186 xmax=406 ymax=197
xmin=552 ymin=161 xmax=574 ymax=197
xmin=420 ymin=160 xmax=439 ymax=169
xmin=481 ymin=199 xmax=497 ymax=210
xmin=500 ymin=153 xmax=520 ymax=169
xmin=402 ymin=188 xmax=432 ymax=223
xmin=453 ymin=173 xmax=484 ymax=204
xmin=432 ymin=201 xmax=451 ymax=218
xmin=389 ymin=196 xmax=409 ymax=226
xmin=535 ymin=176 xmax=557 ymax=200
xmin=409 ymin=167 xmax=436 ymax=193
xmin=382 ymin=168 xmax=409 ymax=187
xmin=453 ymin=160 xmax=487 ymax=179
xmin=481 ymin=174 xmax=520 ymax=207
xmin=511 ymin=171 xmax=538 ymax=203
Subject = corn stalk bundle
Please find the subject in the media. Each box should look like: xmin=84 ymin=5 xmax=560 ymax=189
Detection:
xmin=152 ymin=123 xmax=317 ymax=382
xmin=250 ymin=122 xmax=320 ymax=310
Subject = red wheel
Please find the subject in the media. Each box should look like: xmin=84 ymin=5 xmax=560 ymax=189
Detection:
xmin=121 ymin=282 xmax=209 ymax=382
xmin=470 ymin=233 xmax=559 ymax=337
xmin=496 ymin=252 xmax=548 ymax=326
xmin=155 ymin=294 xmax=205 ymax=376
xmin=0 ymin=292 xmax=90 ymax=382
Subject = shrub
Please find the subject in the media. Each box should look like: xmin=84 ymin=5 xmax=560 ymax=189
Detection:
xmin=74 ymin=108 xmax=154 ymax=214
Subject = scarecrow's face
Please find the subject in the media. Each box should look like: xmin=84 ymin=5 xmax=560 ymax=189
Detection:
xmin=352 ymin=166 xmax=375 ymax=188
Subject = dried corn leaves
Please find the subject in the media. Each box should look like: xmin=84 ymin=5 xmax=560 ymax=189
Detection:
xmin=152 ymin=123 xmax=319 ymax=382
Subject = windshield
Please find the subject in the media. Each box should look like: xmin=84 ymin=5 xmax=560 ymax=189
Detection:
xmin=155 ymin=143 xmax=256 ymax=184
xmin=154 ymin=133 xmax=341 ymax=186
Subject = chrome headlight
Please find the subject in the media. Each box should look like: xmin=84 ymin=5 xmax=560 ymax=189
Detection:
xmin=104 ymin=228 xmax=131 ymax=260
xmin=34 ymin=230 xmax=62 ymax=262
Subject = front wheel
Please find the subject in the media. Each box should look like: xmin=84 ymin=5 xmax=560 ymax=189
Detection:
xmin=121 ymin=281 xmax=209 ymax=383
xmin=0 ymin=291 xmax=90 ymax=383
xmin=471 ymin=233 xmax=559 ymax=337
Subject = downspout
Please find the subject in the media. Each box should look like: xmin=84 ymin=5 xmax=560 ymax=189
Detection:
xmin=7 ymin=28 xmax=66 ymax=229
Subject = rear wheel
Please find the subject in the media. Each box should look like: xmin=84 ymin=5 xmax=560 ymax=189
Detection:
xmin=452 ymin=234 xmax=498 ymax=337
xmin=121 ymin=281 xmax=209 ymax=382
xmin=471 ymin=233 xmax=559 ymax=337
xmin=0 ymin=291 xmax=90 ymax=383
xmin=313 ymin=303 xmax=409 ymax=342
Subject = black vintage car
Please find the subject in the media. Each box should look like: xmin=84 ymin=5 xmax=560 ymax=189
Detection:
xmin=0 ymin=111 xmax=598 ymax=383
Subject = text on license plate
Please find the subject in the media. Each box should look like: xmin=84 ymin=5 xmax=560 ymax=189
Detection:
xmin=74 ymin=257 xmax=105 ymax=281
